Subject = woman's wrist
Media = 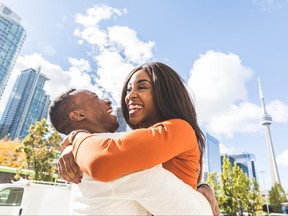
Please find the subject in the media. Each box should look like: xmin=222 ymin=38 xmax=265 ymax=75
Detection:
xmin=60 ymin=129 xmax=90 ymax=153
xmin=197 ymin=182 xmax=212 ymax=190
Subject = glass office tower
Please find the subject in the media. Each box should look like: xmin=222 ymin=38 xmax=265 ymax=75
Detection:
xmin=203 ymin=132 xmax=221 ymax=180
xmin=0 ymin=67 xmax=50 ymax=140
xmin=0 ymin=3 xmax=26 ymax=100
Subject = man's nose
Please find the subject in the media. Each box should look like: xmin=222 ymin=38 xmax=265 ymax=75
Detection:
xmin=104 ymin=99 xmax=112 ymax=105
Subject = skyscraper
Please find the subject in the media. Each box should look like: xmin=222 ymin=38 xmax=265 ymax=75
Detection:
xmin=0 ymin=3 xmax=26 ymax=100
xmin=225 ymin=153 xmax=257 ymax=182
xmin=258 ymin=78 xmax=281 ymax=186
xmin=203 ymin=132 xmax=221 ymax=180
xmin=115 ymin=107 xmax=127 ymax=132
xmin=0 ymin=67 xmax=50 ymax=140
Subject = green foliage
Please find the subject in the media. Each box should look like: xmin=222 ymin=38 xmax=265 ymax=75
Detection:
xmin=247 ymin=178 xmax=263 ymax=216
xmin=232 ymin=164 xmax=250 ymax=215
xmin=217 ymin=156 xmax=263 ymax=215
xmin=218 ymin=157 xmax=238 ymax=215
xmin=269 ymin=183 xmax=287 ymax=213
xmin=16 ymin=119 xmax=62 ymax=182
xmin=206 ymin=171 xmax=220 ymax=198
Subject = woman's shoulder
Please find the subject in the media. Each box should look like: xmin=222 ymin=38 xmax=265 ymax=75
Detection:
xmin=159 ymin=118 xmax=190 ymax=125
xmin=153 ymin=119 xmax=192 ymax=131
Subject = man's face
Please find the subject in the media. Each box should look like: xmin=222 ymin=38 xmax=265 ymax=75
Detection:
xmin=70 ymin=90 xmax=119 ymax=133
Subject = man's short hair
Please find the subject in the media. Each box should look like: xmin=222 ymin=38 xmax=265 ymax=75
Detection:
xmin=49 ymin=88 xmax=77 ymax=135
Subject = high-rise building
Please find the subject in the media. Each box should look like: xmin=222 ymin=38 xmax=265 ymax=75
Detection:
xmin=225 ymin=153 xmax=257 ymax=182
xmin=0 ymin=3 xmax=26 ymax=100
xmin=115 ymin=107 xmax=127 ymax=132
xmin=203 ymin=132 xmax=221 ymax=180
xmin=0 ymin=67 xmax=50 ymax=140
xmin=258 ymin=78 xmax=280 ymax=186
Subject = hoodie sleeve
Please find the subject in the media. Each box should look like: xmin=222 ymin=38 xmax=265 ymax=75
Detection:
xmin=72 ymin=119 xmax=198 ymax=182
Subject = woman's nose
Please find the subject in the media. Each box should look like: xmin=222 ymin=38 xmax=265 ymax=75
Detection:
xmin=126 ymin=89 xmax=137 ymax=100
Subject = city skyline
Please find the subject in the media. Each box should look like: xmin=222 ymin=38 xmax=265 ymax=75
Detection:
xmin=0 ymin=0 xmax=287 ymax=191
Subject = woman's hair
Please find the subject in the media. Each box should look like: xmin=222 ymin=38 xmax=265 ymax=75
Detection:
xmin=120 ymin=62 xmax=205 ymax=183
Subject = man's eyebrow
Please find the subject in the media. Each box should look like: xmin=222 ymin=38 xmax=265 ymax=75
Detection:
xmin=89 ymin=92 xmax=98 ymax=98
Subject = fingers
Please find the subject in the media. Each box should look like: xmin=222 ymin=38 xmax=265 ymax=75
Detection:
xmin=58 ymin=146 xmax=82 ymax=184
xmin=197 ymin=186 xmax=220 ymax=216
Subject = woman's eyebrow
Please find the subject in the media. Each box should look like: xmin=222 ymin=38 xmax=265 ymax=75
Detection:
xmin=137 ymin=79 xmax=151 ymax=84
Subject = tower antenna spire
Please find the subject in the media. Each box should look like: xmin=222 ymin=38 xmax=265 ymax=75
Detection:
xmin=258 ymin=77 xmax=280 ymax=187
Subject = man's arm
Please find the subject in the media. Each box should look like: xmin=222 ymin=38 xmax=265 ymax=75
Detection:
xmin=111 ymin=165 xmax=212 ymax=215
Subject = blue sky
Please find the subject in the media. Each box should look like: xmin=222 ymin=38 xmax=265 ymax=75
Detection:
xmin=0 ymin=0 xmax=287 ymax=191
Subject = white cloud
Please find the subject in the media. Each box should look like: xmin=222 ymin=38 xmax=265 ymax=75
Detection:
xmin=208 ymin=102 xmax=262 ymax=138
xmin=107 ymin=26 xmax=155 ymax=64
xmin=72 ymin=4 xmax=156 ymax=105
xmin=277 ymin=149 xmax=288 ymax=167
xmin=75 ymin=4 xmax=126 ymax=27
xmin=187 ymin=50 xmax=255 ymax=137
xmin=68 ymin=57 xmax=91 ymax=72
xmin=267 ymin=100 xmax=288 ymax=123
xmin=219 ymin=143 xmax=239 ymax=155
xmin=187 ymin=50 xmax=288 ymax=138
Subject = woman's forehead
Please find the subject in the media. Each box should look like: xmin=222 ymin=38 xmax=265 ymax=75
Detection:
xmin=128 ymin=70 xmax=151 ymax=84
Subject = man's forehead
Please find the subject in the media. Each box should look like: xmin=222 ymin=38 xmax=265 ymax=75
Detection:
xmin=71 ymin=89 xmax=96 ymax=96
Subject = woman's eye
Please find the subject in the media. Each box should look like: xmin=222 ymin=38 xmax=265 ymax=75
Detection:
xmin=126 ymin=88 xmax=132 ymax=93
xmin=139 ymin=86 xmax=148 ymax=90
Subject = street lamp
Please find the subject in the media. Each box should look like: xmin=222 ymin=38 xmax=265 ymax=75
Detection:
xmin=260 ymin=170 xmax=269 ymax=215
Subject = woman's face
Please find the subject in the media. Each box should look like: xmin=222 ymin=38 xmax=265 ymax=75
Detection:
xmin=125 ymin=69 xmax=160 ymax=128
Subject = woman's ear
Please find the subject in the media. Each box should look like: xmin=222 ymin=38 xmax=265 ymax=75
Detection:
xmin=69 ymin=111 xmax=86 ymax=121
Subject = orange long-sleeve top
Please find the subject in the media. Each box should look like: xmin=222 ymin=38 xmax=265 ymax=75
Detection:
xmin=72 ymin=118 xmax=200 ymax=189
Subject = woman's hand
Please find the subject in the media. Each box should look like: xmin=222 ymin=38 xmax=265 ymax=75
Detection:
xmin=197 ymin=185 xmax=220 ymax=216
xmin=58 ymin=145 xmax=83 ymax=184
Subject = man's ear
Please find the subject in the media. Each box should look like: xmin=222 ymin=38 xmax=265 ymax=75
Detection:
xmin=69 ymin=111 xmax=86 ymax=121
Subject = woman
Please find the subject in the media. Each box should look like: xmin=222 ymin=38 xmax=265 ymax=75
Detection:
xmin=69 ymin=62 xmax=205 ymax=189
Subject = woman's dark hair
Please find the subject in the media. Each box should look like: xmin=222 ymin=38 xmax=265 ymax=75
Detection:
xmin=120 ymin=62 xmax=205 ymax=183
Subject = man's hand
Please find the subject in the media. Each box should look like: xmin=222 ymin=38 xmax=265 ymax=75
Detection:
xmin=197 ymin=185 xmax=220 ymax=216
xmin=58 ymin=145 xmax=83 ymax=184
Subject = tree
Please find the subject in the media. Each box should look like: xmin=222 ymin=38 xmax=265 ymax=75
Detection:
xmin=16 ymin=119 xmax=62 ymax=182
xmin=0 ymin=137 xmax=26 ymax=168
xmin=269 ymin=183 xmax=287 ymax=213
xmin=247 ymin=178 xmax=263 ymax=216
xmin=218 ymin=156 xmax=239 ymax=215
xmin=232 ymin=164 xmax=250 ymax=215
xmin=206 ymin=171 xmax=220 ymax=200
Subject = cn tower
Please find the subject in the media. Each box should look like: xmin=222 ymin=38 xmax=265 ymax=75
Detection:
xmin=258 ymin=77 xmax=281 ymax=186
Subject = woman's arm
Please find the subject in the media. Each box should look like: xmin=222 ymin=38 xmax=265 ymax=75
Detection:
xmin=72 ymin=119 xmax=199 ymax=181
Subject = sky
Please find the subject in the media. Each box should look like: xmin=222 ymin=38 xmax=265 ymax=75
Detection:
xmin=0 ymin=0 xmax=287 ymax=191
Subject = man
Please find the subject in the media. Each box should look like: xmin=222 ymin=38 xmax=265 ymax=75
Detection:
xmin=49 ymin=88 xmax=219 ymax=215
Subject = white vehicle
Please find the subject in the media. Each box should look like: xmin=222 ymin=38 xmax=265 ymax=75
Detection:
xmin=0 ymin=179 xmax=71 ymax=215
